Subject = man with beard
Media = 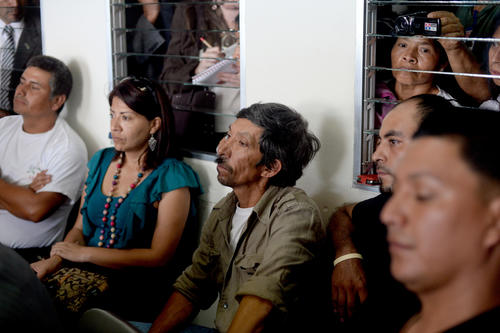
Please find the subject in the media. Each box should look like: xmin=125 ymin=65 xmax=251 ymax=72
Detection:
xmin=149 ymin=103 xmax=328 ymax=333
xmin=329 ymin=94 xmax=451 ymax=332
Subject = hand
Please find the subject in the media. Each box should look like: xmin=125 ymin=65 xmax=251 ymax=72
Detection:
xmin=29 ymin=170 xmax=51 ymax=192
xmin=216 ymin=71 xmax=240 ymax=87
xmin=195 ymin=46 xmax=224 ymax=75
xmin=31 ymin=256 xmax=61 ymax=279
xmin=50 ymin=242 xmax=88 ymax=263
xmin=139 ymin=0 xmax=160 ymax=25
xmin=331 ymin=258 xmax=368 ymax=322
xmin=428 ymin=11 xmax=465 ymax=51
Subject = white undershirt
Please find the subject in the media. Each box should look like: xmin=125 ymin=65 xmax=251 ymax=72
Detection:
xmin=230 ymin=205 xmax=253 ymax=250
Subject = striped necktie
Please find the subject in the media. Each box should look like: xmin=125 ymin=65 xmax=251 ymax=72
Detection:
xmin=0 ymin=25 xmax=14 ymax=110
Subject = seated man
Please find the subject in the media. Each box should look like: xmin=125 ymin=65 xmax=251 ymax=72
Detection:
xmin=0 ymin=244 xmax=62 ymax=332
xmin=0 ymin=55 xmax=87 ymax=263
xmin=149 ymin=103 xmax=327 ymax=333
xmin=329 ymin=94 xmax=451 ymax=332
xmin=381 ymin=108 xmax=500 ymax=331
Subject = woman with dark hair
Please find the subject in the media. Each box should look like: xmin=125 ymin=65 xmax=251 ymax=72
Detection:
xmin=376 ymin=36 xmax=460 ymax=125
xmin=480 ymin=16 xmax=500 ymax=111
xmin=31 ymin=77 xmax=202 ymax=321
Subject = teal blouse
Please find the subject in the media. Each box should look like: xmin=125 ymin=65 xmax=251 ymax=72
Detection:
xmin=81 ymin=148 xmax=202 ymax=249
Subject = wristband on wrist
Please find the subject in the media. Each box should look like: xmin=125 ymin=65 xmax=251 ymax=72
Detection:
xmin=333 ymin=253 xmax=363 ymax=267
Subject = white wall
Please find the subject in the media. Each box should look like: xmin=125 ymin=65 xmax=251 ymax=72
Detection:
xmin=41 ymin=0 xmax=112 ymax=160
xmin=41 ymin=0 xmax=375 ymax=221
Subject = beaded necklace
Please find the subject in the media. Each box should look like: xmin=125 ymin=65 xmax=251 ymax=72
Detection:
xmin=98 ymin=153 xmax=145 ymax=248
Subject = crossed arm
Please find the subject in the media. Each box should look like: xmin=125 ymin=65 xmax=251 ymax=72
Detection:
xmin=0 ymin=171 xmax=66 ymax=222
xmin=328 ymin=203 xmax=368 ymax=321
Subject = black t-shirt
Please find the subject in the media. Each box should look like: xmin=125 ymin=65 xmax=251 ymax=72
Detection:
xmin=443 ymin=306 xmax=500 ymax=333
xmin=347 ymin=193 xmax=420 ymax=333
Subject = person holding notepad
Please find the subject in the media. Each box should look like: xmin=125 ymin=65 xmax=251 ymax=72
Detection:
xmin=159 ymin=0 xmax=240 ymax=150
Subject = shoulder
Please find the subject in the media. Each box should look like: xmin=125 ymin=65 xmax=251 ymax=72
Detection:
xmin=150 ymin=158 xmax=202 ymax=194
xmin=480 ymin=96 xmax=500 ymax=112
xmin=156 ymin=158 xmax=197 ymax=179
xmin=270 ymin=186 xmax=319 ymax=211
xmin=257 ymin=186 xmax=322 ymax=226
xmin=0 ymin=115 xmax=22 ymax=130
xmin=50 ymin=119 xmax=87 ymax=156
xmin=87 ymin=148 xmax=114 ymax=171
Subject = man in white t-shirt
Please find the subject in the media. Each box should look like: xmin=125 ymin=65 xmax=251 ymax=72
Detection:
xmin=0 ymin=55 xmax=87 ymax=262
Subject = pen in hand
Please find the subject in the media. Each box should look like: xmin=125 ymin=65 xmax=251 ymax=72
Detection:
xmin=200 ymin=37 xmax=213 ymax=48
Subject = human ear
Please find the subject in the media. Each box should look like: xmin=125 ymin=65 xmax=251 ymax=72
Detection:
xmin=484 ymin=197 xmax=500 ymax=248
xmin=50 ymin=95 xmax=66 ymax=112
xmin=261 ymin=159 xmax=282 ymax=179
xmin=150 ymin=117 xmax=161 ymax=135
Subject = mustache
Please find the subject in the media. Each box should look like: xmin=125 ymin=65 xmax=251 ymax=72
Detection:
xmin=215 ymin=156 xmax=233 ymax=173
xmin=375 ymin=162 xmax=391 ymax=174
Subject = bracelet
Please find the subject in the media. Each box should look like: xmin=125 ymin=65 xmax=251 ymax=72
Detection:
xmin=333 ymin=253 xmax=363 ymax=267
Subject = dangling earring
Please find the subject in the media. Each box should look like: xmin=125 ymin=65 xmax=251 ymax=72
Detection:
xmin=108 ymin=132 xmax=113 ymax=145
xmin=148 ymin=134 xmax=157 ymax=152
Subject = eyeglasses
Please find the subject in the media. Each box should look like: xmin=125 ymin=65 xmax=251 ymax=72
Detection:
xmin=118 ymin=76 xmax=159 ymax=105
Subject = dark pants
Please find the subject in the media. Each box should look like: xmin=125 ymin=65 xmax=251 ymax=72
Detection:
xmin=14 ymin=246 xmax=51 ymax=263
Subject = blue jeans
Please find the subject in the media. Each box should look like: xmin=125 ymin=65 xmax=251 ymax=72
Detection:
xmin=129 ymin=322 xmax=217 ymax=333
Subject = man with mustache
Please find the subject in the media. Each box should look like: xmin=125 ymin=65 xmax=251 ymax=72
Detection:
xmin=329 ymin=94 xmax=451 ymax=332
xmin=149 ymin=103 xmax=328 ymax=333
xmin=0 ymin=55 xmax=87 ymax=263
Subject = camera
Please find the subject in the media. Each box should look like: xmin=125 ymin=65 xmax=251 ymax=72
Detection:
xmin=394 ymin=12 xmax=441 ymax=36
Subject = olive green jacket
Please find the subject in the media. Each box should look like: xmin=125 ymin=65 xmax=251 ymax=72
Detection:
xmin=173 ymin=185 xmax=328 ymax=332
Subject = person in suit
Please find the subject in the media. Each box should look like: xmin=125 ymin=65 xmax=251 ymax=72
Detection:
xmin=0 ymin=0 xmax=42 ymax=117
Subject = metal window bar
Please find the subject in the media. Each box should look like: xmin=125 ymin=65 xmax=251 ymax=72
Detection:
xmin=355 ymin=0 xmax=500 ymax=191
xmin=110 ymin=0 xmax=127 ymax=85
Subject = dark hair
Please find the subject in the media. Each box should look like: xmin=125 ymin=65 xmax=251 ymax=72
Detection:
xmin=414 ymin=107 xmax=500 ymax=190
xmin=485 ymin=14 xmax=500 ymax=97
xmin=26 ymin=55 xmax=72 ymax=114
xmin=404 ymin=94 xmax=454 ymax=124
xmin=108 ymin=77 xmax=177 ymax=170
xmin=236 ymin=103 xmax=320 ymax=187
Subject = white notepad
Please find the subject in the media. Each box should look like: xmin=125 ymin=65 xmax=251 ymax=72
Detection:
xmin=192 ymin=59 xmax=238 ymax=85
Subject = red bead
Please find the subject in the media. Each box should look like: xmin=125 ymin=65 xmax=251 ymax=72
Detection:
xmin=102 ymin=217 xmax=107 ymax=222
xmin=104 ymin=203 xmax=110 ymax=209
xmin=130 ymin=183 xmax=136 ymax=189
xmin=116 ymin=163 xmax=121 ymax=168
xmin=110 ymin=221 xmax=116 ymax=227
